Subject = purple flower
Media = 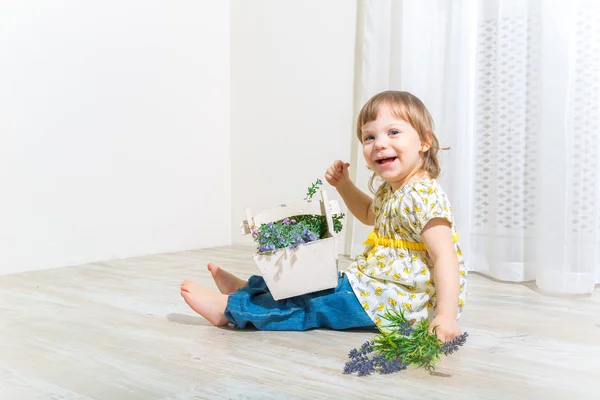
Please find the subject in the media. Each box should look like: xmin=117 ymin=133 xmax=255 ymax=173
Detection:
xmin=261 ymin=238 xmax=266 ymax=243
xmin=397 ymin=322 xmax=414 ymax=336
xmin=283 ymin=219 xmax=290 ymax=225
xmin=347 ymin=340 xmax=374 ymax=360
xmin=377 ymin=357 xmax=408 ymax=374
xmin=291 ymin=219 xmax=296 ymax=224
xmin=264 ymin=232 xmax=270 ymax=238
xmin=251 ymin=229 xmax=257 ymax=235
xmin=344 ymin=340 xmax=408 ymax=376
xmin=292 ymin=235 xmax=305 ymax=248
xmin=360 ymin=340 xmax=374 ymax=354
xmin=300 ymin=229 xmax=318 ymax=242
xmin=344 ymin=354 xmax=407 ymax=376
xmin=343 ymin=354 xmax=372 ymax=375
xmin=440 ymin=332 xmax=468 ymax=356
xmin=259 ymin=243 xmax=276 ymax=253
xmin=317 ymin=179 xmax=322 ymax=184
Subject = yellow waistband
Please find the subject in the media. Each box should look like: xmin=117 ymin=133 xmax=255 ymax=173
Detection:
xmin=363 ymin=231 xmax=459 ymax=252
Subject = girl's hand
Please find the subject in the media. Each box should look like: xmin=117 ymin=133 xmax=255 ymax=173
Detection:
xmin=325 ymin=160 xmax=351 ymax=188
xmin=428 ymin=314 xmax=461 ymax=343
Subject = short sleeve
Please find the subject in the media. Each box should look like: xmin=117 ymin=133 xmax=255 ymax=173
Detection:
xmin=401 ymin=182 xmax=454 ymax=236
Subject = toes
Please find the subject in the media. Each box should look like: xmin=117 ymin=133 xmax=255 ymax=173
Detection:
xmin=181 ymin=281 xmax=192 ymax=293
xmin=207 ymin=262 xmax=219 ymax=273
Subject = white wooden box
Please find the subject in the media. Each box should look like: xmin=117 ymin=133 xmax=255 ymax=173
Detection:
xmin=240 ymin=190 xmax=340 ymax=300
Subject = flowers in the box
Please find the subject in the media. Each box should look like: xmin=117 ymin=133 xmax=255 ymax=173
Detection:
xmin=343 ymin=308 xmax=468 ymax=376
xmin=252 ymin=218 xmax=319 ymax=252
xmin=252 ymin=179 xmax=345 ymax=253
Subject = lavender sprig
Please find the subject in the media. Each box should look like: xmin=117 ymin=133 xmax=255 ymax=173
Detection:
xmin=397 ymin=321 xmax=414 ymax=336
xmin=344 ymin=341 xmax=409 ymax=376
xmin=440 ymin=332 xmax=468 ymax=356
xmin=378 ymin=358 xmax=408 ymax=374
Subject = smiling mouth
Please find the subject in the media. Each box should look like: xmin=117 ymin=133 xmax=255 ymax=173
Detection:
xmin=376 ymin=157 xmax=397 ymax=165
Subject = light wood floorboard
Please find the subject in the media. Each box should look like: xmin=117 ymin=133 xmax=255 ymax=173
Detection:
xmin=1 ymin=244 xmax=599 ymax=399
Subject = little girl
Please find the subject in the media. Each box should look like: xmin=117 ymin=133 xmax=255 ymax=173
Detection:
xmin=181 ymin=90 xmax=467 ymax=342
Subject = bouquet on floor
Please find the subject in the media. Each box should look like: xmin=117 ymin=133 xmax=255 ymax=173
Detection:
xmin=251 ymin=179 xmax=345 ymax=253
xmin=344 ymin=309 xmax=468 ymax=376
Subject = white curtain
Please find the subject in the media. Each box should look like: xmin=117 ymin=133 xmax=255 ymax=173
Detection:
xmin=348 ymin=0 xmax=600 ymax=294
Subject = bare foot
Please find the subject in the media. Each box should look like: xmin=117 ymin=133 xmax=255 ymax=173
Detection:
xmin=180 ymin=280 xmax=229 ymax=326
xmin=207 ymin=262 xmax=247 ymax=294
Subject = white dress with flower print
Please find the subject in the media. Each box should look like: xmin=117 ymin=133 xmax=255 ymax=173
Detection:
xmin=344 ymin=179 xmax=468 ymax=327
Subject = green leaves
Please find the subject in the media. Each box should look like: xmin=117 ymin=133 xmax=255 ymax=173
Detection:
xmin=305 ymin=179 xmax=323 ymax=200
xmin=374 ymin=309 xmax=443 ymax=371
xmin=332 ymin=213 xmax=345 ymax=233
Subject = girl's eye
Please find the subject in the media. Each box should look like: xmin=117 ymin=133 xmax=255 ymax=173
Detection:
xmin=363 ymin=135 xmax=374 ymax=142
xmin=389 ymin=130 xmax=400 ymax=136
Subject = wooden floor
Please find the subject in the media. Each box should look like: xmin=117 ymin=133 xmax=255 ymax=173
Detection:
xmin=1 ymin=243 xmax=599 ymax=400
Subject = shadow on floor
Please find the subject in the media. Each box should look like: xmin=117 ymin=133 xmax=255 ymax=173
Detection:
xmin=166 ymin=313 xmax=211 ymax=326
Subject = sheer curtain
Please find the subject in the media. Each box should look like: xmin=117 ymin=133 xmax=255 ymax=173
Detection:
xmin=348 ymin=0 xmax=600 ymax=294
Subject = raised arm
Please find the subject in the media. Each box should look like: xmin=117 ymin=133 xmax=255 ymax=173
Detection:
xmin=325 ymin=160 xmax=375 ymax=226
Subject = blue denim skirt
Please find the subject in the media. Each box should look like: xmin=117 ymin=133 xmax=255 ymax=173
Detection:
xmin=224 ymin=272 xmax=376 ymax=331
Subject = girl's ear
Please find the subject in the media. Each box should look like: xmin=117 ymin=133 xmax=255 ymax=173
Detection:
xmin=420 ymin=131 xmax=433 ymax=152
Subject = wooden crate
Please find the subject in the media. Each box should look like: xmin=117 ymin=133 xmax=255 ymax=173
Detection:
xmin=240 ymin=190 xmax=340 ymax=300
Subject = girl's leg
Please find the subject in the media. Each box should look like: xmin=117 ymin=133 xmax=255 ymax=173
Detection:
xmin=207 ymin=262 xmax=247 ymax=294
xmin=225 ymin=273 xmax=376 ymax=331
xmin=180 ymin=280 xmax=229 ymax=326
xmin=179 ymin=262 xmax=249 ymax=326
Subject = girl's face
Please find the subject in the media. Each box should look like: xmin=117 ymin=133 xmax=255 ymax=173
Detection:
xmin=361 ymin=106 xmax=429 ymax=191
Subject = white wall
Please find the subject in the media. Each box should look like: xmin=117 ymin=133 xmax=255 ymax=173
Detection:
xmin=230 ymin=0 xmax=358 ymax=253
xmin=0 ymin=1 xmax=231 ymax=275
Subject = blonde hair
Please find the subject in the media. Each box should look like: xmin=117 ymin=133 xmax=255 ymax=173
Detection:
xmin=356 ymin=90 xmax=446 ymax=193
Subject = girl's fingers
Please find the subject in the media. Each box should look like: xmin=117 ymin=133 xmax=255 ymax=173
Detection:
xmin=329 ymin=167 xmax=343 ymax=180
xmin=326 ymin=161 xmax=349 ymax=184
xmin=326 ymin=172 xmax=342 ymax=184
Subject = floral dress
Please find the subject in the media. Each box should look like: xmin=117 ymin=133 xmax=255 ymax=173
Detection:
xmin=344 ymin=179 xmax=468 ymax=327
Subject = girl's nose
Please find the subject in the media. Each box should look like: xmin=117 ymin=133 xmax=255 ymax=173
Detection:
xmin=374 ymin=137 xmax=388 ymax=150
